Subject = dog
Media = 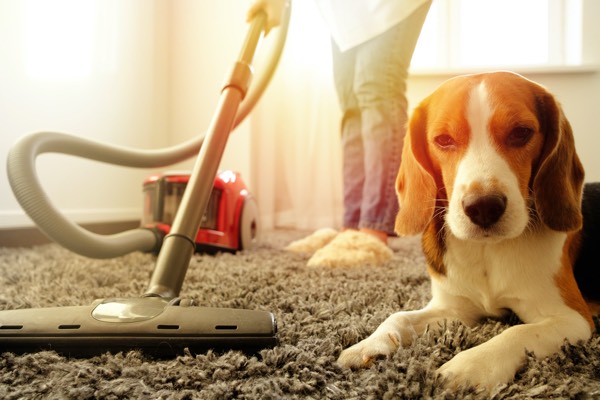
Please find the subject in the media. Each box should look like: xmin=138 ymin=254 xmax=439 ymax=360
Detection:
xmin=337 ymin=71 xmax=599 ymax=390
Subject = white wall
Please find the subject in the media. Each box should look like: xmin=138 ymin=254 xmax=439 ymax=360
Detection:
xmin=0 ymin=0 xmax=169 ymax=228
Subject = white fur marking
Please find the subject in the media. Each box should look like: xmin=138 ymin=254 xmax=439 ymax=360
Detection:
xmin=447 ymin=82 xmax=528 ymax=241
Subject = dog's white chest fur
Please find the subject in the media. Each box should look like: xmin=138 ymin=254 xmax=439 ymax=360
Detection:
xmin=447 ymin=82 xmax=529 ymax=241
xmin=439 ymin=229 xmax=567 ymax=320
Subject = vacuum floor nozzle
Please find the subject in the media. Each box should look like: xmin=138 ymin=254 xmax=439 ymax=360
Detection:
xmin=0 ymin=297 xmax=277 ymax=357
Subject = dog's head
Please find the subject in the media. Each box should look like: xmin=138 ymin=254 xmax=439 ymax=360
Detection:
xmin=395 ymin=71 xmax=584 ymax=241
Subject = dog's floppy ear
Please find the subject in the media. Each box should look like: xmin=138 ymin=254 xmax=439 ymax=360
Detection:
xmin=395 ymin=104 xmax=438 ymax=236
xmin=532 ymin=92 xmax=584 ymax=232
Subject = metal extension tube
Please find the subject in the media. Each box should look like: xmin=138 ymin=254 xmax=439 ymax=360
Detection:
xmin=146 ymin=12 xmax=267 ymax=298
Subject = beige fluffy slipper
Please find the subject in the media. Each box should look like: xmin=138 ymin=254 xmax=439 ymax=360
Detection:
xmin=307 ymin=230 xmax=393 ymax=268
xmin=285 ymin=227 xmax=339 ymax=254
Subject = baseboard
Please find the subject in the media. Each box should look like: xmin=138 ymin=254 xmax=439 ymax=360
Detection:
xmin=0 ymin=220 xmax=141 ymax=248
xmin=0 ymin=208 xmax=142 ymax=229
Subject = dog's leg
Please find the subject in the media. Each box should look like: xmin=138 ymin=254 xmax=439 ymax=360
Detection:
xmin=437 ymin=312 xmax=592 ymax=390
xmin=337 ymin=282 xmax=486 ymax=368
xmin=337 ymin=303 xmax=468 ymax=368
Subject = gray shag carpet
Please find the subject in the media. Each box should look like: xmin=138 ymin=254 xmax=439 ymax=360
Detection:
xmin=0 ymin=229 xmax=598 ymax=399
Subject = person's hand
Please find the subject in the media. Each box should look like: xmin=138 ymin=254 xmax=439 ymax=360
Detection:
xmin=246 ymin=0 xmax=286 ymax=35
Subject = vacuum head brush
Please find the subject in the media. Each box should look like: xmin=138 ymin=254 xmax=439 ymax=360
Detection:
xmin=0 ymin=297 xmax=277 ymax=357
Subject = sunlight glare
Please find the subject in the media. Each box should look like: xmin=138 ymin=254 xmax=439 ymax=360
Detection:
xmin=284 ymin=0 xmax=332 ymax=77
xmin=23 ymin=0 xmax=97 ymax=81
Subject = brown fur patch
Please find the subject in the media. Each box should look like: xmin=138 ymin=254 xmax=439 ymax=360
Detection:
xmin=558 ymin=233 xmax=594 ymax=329
xmin=532 ymin=93 xmax=584 ymax=232
xmin=421 ymin=207 xmax=447 ymax=277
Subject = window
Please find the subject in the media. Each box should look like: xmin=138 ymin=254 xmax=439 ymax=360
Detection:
xmin=411 ymin=0 xmax=583 ymax=72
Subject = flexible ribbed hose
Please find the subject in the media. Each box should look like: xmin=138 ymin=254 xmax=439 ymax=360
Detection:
xmin=6 ymin=131 xmax=203 ymax=258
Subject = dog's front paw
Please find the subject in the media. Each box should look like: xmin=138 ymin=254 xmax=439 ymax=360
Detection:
xmin=437 ymin=347 xmax=517 ymax=390
xmin=337 ymin=331 xmax=401 ymax=368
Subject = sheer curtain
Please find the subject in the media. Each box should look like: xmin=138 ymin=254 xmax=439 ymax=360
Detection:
xmin=249 ymin=1 xmax=344 ymax=231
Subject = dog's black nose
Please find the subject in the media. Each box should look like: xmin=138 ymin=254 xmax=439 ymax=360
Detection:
xmin=462 ymin=194 xmax=507 ymax=228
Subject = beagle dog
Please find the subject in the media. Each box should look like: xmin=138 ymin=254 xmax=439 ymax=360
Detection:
xmin=337 ymin=71 xmax=599 ymax=390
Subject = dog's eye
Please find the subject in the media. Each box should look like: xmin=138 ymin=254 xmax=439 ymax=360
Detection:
xmin=507 ymin=126 xmax=534 ymax=147
xmin=434 ymin=134 xmax=456 ymax=150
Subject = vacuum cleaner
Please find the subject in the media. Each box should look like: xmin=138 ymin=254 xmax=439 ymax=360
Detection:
xmin=0 ymin=4 xmax=290 ymax=357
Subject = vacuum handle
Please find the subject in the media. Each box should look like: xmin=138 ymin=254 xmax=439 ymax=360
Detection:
xmin=240 ymin=10 xmax=266 ymax=65
xmin=145 ymin=10 xmax=270 ymax=299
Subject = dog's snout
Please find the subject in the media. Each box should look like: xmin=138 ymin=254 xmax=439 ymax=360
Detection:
xmin=462 ymin=194 xmax=507 ymax=228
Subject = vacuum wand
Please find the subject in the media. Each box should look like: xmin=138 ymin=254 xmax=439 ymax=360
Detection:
xmin=146 ymin=12 xmax=267 ymax=299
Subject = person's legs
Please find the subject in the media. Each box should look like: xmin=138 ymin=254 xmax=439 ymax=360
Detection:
xmin=295 ymin=4 xmax=431 ymax=266
xmin=352 ymin=4 xmax=431 ymax=239
xmin=331 ymin=42 xmax=363 ymax=231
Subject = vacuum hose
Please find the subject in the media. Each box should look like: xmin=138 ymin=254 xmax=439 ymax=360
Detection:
xmin=7 ymin=132 xmax=202 ymax=258
xmin=6 ymin=5 xmax=290 ymax=259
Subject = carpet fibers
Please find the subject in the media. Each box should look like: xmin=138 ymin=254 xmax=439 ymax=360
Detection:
xmin=0 ymin=230 xmax=598 ymax=399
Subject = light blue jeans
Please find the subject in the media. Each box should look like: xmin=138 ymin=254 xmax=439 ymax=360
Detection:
xmin=331 ymin=3 xmax=430 ymax=235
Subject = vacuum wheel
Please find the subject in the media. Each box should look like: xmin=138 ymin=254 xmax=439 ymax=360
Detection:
xmin=239 ymin=196 xmax=260 ymax=250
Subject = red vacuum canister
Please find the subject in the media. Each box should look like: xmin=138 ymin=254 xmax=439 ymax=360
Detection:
xmin=142 ymin=170 xmax=260 ymax=253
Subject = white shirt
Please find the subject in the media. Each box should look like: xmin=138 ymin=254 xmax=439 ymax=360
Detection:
xmin=314 ymin=0 xmax=431 ymax=52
